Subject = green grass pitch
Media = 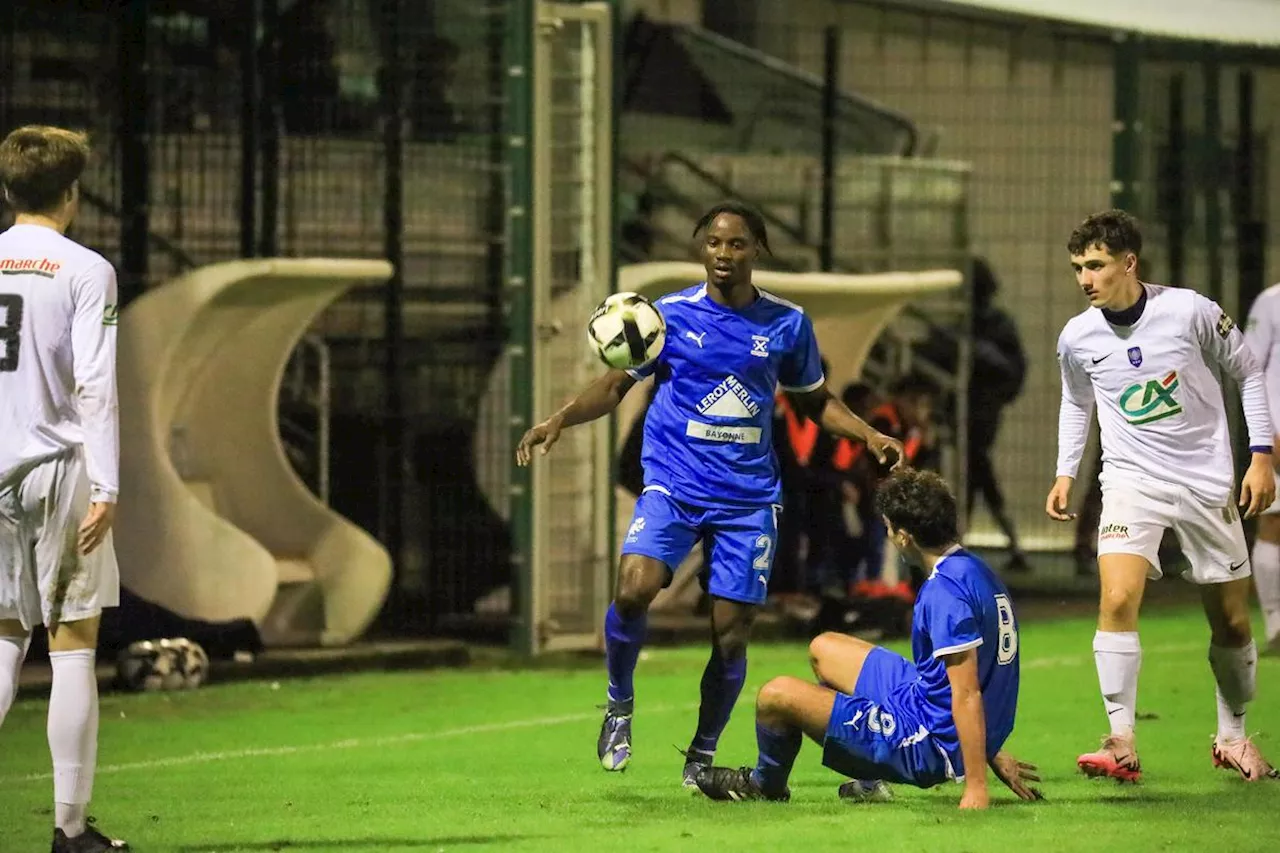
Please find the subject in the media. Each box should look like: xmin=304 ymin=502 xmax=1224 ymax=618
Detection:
xmin=1 ymin=606 xmax=1277 ymax=852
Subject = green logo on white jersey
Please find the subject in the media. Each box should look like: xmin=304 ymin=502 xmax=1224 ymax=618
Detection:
xmin=1118 ymin=371 xmax=1181 ymax=425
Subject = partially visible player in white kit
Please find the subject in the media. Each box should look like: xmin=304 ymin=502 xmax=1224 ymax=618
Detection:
xmin=0 ymin=126 xmax=129 ymax=851
xmin=1243 ymin=284 xmax=1280 ymax=655
xmin=1046 ymin=209 xmax=1278 ymax=783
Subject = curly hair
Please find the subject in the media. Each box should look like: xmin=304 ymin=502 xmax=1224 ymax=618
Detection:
xmin=692 ymin=201 xmax=773 ymax=256
xmin=873 ymin=468 xmax=959 ymax=550
xmin=1067 ymin=209 xmax=1143 ymax=258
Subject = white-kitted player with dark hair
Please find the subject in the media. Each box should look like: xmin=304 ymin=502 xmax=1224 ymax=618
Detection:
xmin=1046 ymin=208 xmax=1278 ymax=784
xmin=0 ymin=125 xmax=128 ymax=852
xmin=1244 ymin=283 xmax=1280 ymax=656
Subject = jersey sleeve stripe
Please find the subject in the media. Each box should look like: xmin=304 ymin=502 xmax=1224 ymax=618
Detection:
xmin=931 ymin=638 xmax=983 ymax=658
xmin=780 ymin=376 xmax=824 ymax=393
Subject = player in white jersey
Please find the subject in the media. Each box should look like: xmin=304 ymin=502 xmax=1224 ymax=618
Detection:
xmin=0 ymin=127 xmax=128 ymax=851
xmin=1243 ymin=284 xmax=1280 ymax=655
xmin=1046 ymin=209 xmax=1277 ymax=784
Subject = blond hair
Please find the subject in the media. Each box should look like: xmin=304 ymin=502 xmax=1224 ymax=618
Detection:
xmin=0 ymin=125 xmax=91 ymax=214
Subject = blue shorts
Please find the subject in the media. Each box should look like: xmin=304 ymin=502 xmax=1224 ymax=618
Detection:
xmin=821 ymin=647 xmax=958 ymax=788
xmin=621 ymin=488 xmax=780 ymax=605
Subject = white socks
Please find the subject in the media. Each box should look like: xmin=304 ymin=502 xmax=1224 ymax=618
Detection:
xmin=1094 ymin=630 xmax=1142 ymax=735
xmin=1208 ymin=641 xmax=1257 ymax=742
xmin=0 ymin=634 xmax=30 ymax=726
xmin=1252 ymin=540 xmax=1280 ymax=644
xmin=48 ymin=649 xmax=98 ymax=837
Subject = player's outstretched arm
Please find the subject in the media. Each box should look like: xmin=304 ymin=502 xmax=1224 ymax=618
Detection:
xmin=515 ymin=369 xmax=637 ymax=466
xmin=790 ymin=385 xmax=905 ymax=469
xmin=942 ymin=648 xmax=990 ymax=809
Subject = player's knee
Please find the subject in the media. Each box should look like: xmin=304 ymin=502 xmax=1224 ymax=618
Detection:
xmin=712 ymin=624 xmax=750 ymax=660
xmin=1098 ymin=585 xmax=1141 ymax=623
xmin=46 ymin=617 xmax=100 ymax=653
xmin=808 ymin=632 xmax=840 ymax=677
xmin=756 ymin=676 xmax=799 ymax=715
xmin=614 ymin=557 xmax=663 ymax=617
xmin=1214 ymin=608 xmax=1254 ymax=646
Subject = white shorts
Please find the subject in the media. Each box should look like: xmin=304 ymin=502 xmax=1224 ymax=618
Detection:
xmin=0 ymin=450 xmax=119 ymax=630
xmin=1097 ymin=478 xmax=1249 ymax=584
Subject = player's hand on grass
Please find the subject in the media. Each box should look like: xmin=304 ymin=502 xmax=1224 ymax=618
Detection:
xmin=78 ymin=501 xmax=116 ymax=555
xmin=958 ymin=785 xmax=990 ymax=810
xmin=1239 ymin=454 xmax=1276 ymax=518
xmin=990 ymin=750 xmax=1043 ymax=802
xmin=515 ymin=414 xmax=565 ymax=466
xmin=1045 ymin=476 xmax=1076 ymax=521
xmin=867 ymin=431 xmax=906 ymax=470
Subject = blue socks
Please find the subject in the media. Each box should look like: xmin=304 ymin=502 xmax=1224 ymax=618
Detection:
xmin=690 ymin=648 xmax=748 ymax=753
xmin=751 ymin=721 xmax=802 ymax=795
xmin=604 ymin=603 xmax=646 ymax=706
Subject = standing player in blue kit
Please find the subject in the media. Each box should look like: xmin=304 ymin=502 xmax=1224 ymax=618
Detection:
xmin=516 ymin=201 xmax=905 ymax=788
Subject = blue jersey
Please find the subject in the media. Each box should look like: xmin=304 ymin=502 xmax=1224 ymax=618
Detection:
xmin=627 ymin=283 xmax=824 ymax=508
xmin=907 ymin=548 xmax=1020 ymax=767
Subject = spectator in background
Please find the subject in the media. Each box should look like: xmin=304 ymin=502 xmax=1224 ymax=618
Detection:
xmin=857 ymin=372 xmax=940 ymax=600
xmin=808 ymin=382 xmax=881 ymax=599
xmin=918 ymin=257 xmax=1030 ymax=574
xmin=966 ymin=258 xmax=1030 ymax=573
xmin=771 ymin=359 xmax=832 ymax=600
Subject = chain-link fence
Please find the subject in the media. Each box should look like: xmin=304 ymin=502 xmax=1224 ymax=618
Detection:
xmin=620 ymin=2 xmax=1280 ymax=580
xmin=3 ymin=0 xmax=519 ymax=636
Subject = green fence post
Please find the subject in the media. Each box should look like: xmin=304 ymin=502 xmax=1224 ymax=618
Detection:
xmin=508 ymin=0 xmax=537 ymax=656
xmin=1111 ymin=32 xmax=1142 ymax=213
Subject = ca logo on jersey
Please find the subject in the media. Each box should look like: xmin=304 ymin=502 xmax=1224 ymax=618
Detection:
xmin=103 ymin=304 xmax=119 ymax=326
xmin=1118 ymin=370 xmax=1182 ymax=425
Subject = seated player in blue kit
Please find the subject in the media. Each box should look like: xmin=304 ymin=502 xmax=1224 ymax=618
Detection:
xmin=515 ymin=201 xmax=905 ymax=788
xmin=696 ymin=469 xmax=1043 ymax=809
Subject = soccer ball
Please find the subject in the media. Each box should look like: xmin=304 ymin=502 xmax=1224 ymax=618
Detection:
xmin=116 ymin=638 xmax=210 ymax=692
xmin=586 ymin=292 xmax=666 ymax=370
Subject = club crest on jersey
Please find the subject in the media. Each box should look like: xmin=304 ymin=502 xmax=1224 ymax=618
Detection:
xmin=1127 ymin=346 xmax=1142 ymax=367
xmin=750 ymin=335 xmax=769 ymax=358
xmin=1118 ymin=371 xmax=1182 ymax=426
xmin=1217 ymin=312 xmax=1235 ymax=338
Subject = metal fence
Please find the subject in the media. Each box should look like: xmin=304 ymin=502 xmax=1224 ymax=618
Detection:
xmin=631 ymin=2 xmax=1280 ymax=577
xmin=3 ymin=0 xmax=519 ymax=636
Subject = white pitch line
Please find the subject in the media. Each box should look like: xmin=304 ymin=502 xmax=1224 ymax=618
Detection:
xmin=0 ymin=641 xmax=1215 ymax=785
xmin=0 ymin=703 xmax=693 ymax=785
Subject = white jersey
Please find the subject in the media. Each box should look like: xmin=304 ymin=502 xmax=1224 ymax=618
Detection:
xmin=1244 ymin=283 xmax=1280 ymax=435
xmin=1056 ymin=283 xmax=1272 ymax=505
xmin=0 ymin=223 xmax=119 ymax=503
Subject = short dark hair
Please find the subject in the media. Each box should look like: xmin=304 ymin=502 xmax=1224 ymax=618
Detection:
xmin=692 ymin=201 xmax=772 ymax=256
xmin=1067 ymin=209 xmax=1143 ymax=258
xmin=0 ymin=125 xmax=90 ymax=214
xmin=874 ymin=469 xmax=959 ymax=550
